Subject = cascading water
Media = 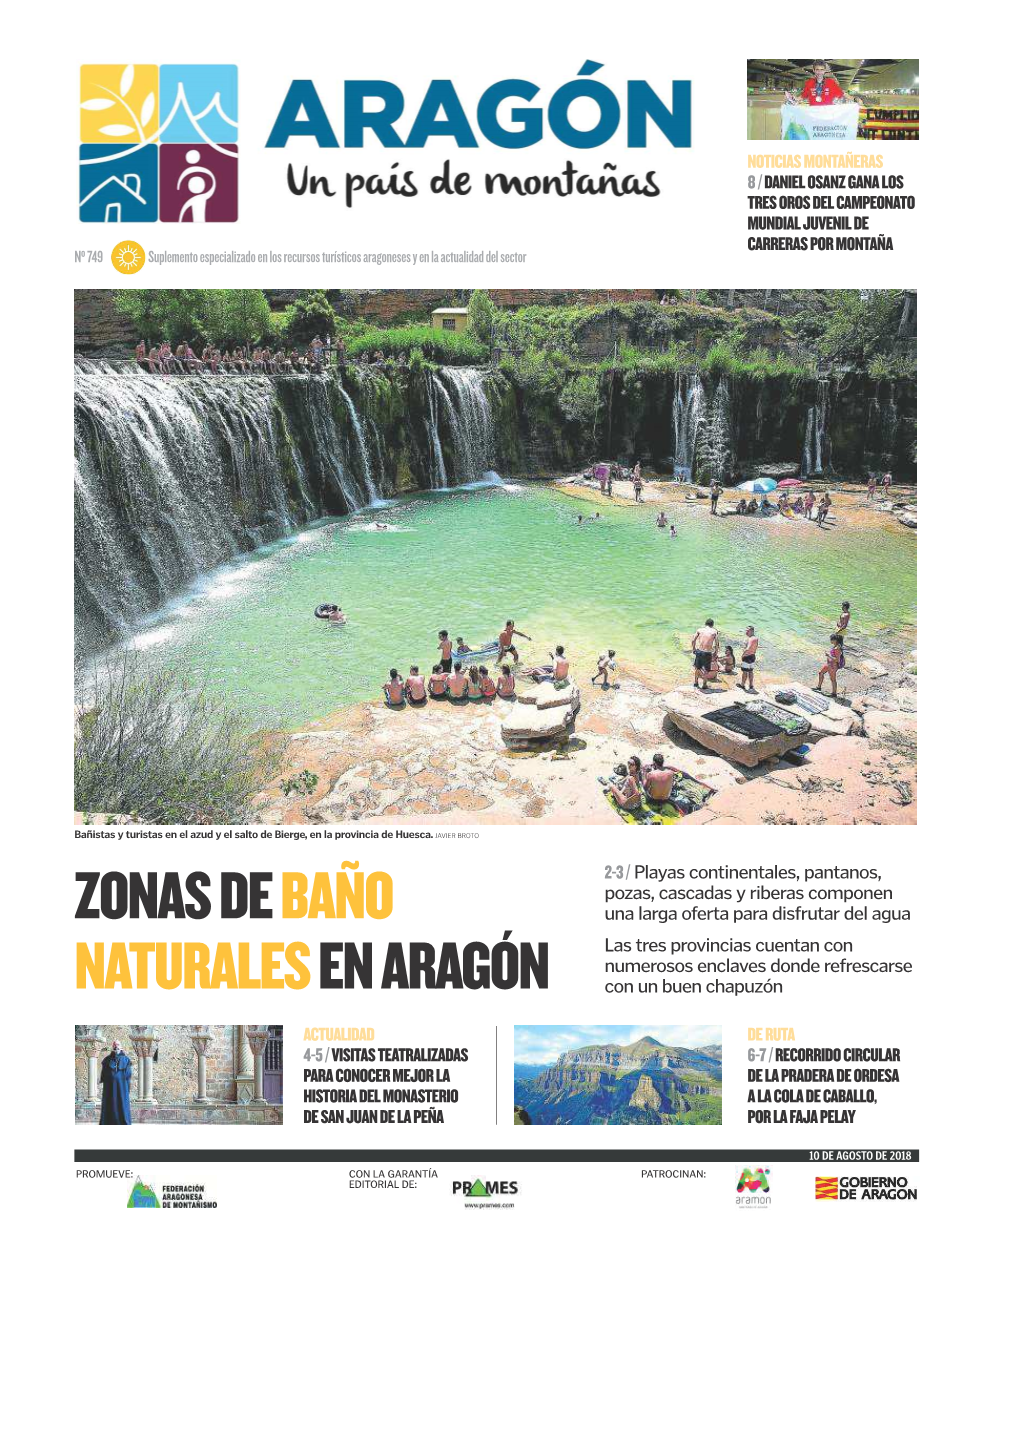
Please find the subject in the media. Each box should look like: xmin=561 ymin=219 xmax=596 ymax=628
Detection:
xmin=435 ymin=367 xmax=496 ymax=482
xmin=424 ymin=373 xmax=448 ymax=488
xmin=73 ymin=360 xmax=399 ymax=654
xmin=675 ymin=373 xmax=706 ymax=480
xmin=801 ymin=379 xmax=829 ymax=476
xmin=706 ymin=377 xmax=733 ymax=479
xmin=673 ymin=372 xmax=733 ymax=481
xmin=74 ymin=361 xmax=311 ymax=652
xmin=333 ymin=378 xmax=379 ymax=505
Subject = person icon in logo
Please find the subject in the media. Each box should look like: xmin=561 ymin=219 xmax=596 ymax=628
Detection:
xmin=177 ymin=148 xmax=216 ymax=221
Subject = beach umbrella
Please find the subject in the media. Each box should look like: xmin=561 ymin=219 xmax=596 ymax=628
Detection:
xmin=776 ymin=477 xmax=802 ymax=488
xmin=737 ymin=477 xmax=778 ymax=494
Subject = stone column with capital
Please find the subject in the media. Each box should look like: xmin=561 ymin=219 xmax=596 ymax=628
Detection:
xmin=235 ymin=1024 xmax=255 ymax=1105
xmin=129 ymin=1029 xmax=160 ymax=1106
xmin=246 ymin=1027 xmax=269 ymax=1105
xmin=189 ymin=1026 xmax=214 ymax=1105
xmin=77 ymin=1033 xmax=105 ymax=1107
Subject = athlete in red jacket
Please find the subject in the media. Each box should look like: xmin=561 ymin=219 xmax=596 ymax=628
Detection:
xmin=787 ymin=63 xmax=845 ymax=106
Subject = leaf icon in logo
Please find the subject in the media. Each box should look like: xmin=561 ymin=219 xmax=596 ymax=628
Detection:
xmin=120 ymin=64 xmax=135 ymax=98
xmin=81 ymin=98 xmax=115 ymax=110
xmin=99 ymin=124 xmax=134 ymax=137
xmin=140 ymin=92 xmax=155 ymax=127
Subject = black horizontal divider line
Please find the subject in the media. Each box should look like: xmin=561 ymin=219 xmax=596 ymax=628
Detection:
xmin=75 ymin=1148 xmax=919 ymax=1164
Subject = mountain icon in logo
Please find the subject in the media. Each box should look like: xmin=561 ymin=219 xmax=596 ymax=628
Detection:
xmin=127 ymin=1179 xmax=160 ymax=1208
xmin=79 ymin=64 xmax=238 ymax=222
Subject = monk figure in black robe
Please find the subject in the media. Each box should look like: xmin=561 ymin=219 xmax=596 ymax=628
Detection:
xmin=100 ymin=1040 xmax=132 ymax=1125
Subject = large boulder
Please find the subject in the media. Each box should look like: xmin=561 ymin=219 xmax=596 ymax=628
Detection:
xmin=501 ymin=704 xmax=574 ymax=746
xmin=662 ymin=686 xmax=807 ymax=768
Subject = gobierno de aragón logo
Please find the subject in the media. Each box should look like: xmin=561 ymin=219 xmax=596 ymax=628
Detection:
xmin=79 ymin=64 xmax=238 ymax=222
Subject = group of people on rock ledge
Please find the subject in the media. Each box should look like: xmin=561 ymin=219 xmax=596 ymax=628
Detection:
xmin=134 ymin=335 xmax=344 ymax=375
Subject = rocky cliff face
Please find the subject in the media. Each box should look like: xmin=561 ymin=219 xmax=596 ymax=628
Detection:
xmin=513 ymin=1036 xmax=722 ymax=1126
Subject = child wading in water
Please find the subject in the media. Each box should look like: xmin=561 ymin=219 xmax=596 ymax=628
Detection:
xmin=836 ymin=601 xmax=851 ymax=635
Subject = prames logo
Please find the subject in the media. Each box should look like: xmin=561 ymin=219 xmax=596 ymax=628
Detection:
xmin=735 ymin=1166 xmax=771 ymax=1207
xmin=80 ymin=64 xmax=238 ymax=222
xmin=453 ymin=1178 xmax=518 ymax=1206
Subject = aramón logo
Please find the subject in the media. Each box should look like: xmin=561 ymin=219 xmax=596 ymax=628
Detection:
xmin=735 ymin=1166 xmax=772 ymax=1207
xmin=80 ymin=65 xmax=238 ymax=222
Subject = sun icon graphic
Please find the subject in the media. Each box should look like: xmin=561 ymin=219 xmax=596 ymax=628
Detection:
xmin=111 ymin=240 xmax=146 ymax=275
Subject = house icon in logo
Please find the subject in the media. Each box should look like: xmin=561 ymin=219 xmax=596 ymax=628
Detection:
xmin=80 ymin=170 xmax=149 ymax=224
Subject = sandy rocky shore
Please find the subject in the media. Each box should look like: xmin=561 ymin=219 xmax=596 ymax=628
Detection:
xmin=76 ymin=480 xmax=917 ymax=829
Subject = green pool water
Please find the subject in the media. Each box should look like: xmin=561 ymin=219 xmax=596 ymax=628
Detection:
xmin=99 ymin=482 xmax=917 ymax=728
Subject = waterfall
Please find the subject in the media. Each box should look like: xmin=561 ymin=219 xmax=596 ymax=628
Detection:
xmin=706 ymin=377 xmax=733 ymax=479
xmin=302 ymin=376 xmax=366 ymax=513
xmin=333 ymin=379 xmax=379 ymax=505
xmin=74 ymin=360 xmax=389 ymax=653
xmin=435 ymin=367 xmax=495 ymax=482
xmin=673 ymin=372 xmax=732 ymax=481
xmin=675 ymin=373 xmax=706 ymax=480
xmin=801 ymin=379 xmax=829 ymax=476
xmin=424 ymin=374 xmax=448 ymax=488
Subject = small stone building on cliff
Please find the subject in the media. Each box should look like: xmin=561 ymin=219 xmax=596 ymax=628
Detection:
xmin=75 ymin=1024 xmax=283 ymax=1124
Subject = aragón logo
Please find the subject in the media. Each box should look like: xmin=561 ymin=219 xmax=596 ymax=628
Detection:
xmin=816 ymin=1176 xmax=839 ymax=1200
xmin=79 ymin=64 xmax=238 ymax=222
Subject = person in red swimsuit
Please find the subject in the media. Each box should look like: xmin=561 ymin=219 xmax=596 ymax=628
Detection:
xmin=787 ymin=62 xmax=844 ymax=106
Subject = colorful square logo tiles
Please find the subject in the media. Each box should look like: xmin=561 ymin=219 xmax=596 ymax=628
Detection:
xmin=79 ymin=64 xmax=238 ymax=221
